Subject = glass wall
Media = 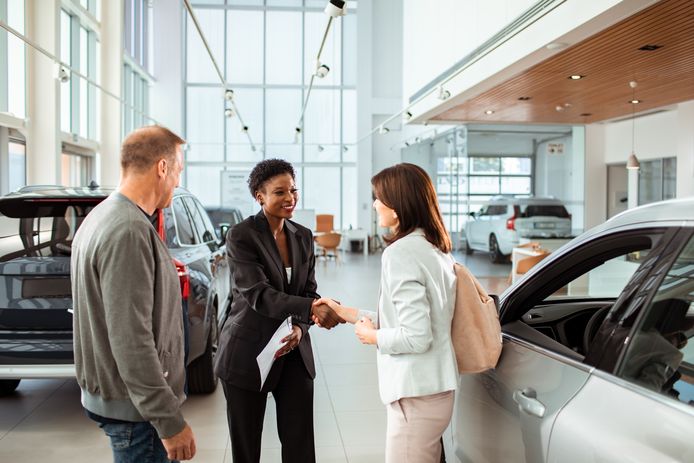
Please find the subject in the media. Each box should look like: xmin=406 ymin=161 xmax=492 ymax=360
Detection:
xmin=183 ymin=0 xmax=357 ymax=229
xmin=59 ymin=2 xmax=98 ymax=140
xmin=639 ymin=157 xmax=677 ymax=206
xmin=123 ymin=0 xmax=152 ymax=137
xmin=1 ymin=0 xmax=25 ymax=118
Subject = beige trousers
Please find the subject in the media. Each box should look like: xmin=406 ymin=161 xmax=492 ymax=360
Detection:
xmin=385 ymin=390 xmax=455 ymax=463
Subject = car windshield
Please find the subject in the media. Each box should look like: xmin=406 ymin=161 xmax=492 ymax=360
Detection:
xmin=0 ymin=200 xmax=99 ymax=261
xmin=520 ymin=205 xmax=570 ymax=218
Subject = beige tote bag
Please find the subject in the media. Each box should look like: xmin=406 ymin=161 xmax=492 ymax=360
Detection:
xmin=451 ymin=263 xmax=502 ymax=373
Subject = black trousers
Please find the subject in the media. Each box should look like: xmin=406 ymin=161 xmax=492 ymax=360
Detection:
xmin=221 ymin=349 xmax=315 ymax=463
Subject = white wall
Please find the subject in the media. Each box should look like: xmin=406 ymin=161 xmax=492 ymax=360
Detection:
xmin=584 ymin=101 xmax=694 ymax=228
xmin=402 ymin=0 xmax=535 ymax=99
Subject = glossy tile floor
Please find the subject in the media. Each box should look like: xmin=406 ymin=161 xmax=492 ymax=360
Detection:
xmin=0 ymin=251 xmax=509 ymax=462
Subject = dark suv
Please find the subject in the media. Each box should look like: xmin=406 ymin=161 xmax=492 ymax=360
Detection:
xmin=0 ymin=186 xmax=230 ymax=395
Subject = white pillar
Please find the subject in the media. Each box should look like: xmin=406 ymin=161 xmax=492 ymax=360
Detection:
xmin=676 ymin=101 xmax=694 ymax=198
xmin=99 ymin=0 xmax=124 ymax=187
xmin=150 ymin=0 xmax=183 ymax=134
xmin=627 ymin=168 xmax=639 ymax=209
xmin=25 ymin=0 xmax=61 ymax=185
xmin=356 ymin=0 xmax=374 ymax=231
xmin=583 ymin=123 xmax=607 ymax=229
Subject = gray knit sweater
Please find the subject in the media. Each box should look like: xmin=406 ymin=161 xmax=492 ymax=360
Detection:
xmin=72 ymin=192 xmax=186 ymax=438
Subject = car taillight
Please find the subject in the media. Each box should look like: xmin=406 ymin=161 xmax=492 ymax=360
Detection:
xmin=506 ymin=216 xmax=516 ymax=230
xmin=173 ymin=258 xmax=190 ymax=300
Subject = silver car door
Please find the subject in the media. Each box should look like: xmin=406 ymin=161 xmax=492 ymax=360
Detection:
xmin=548 ymin=229 xmax=694 ymax=462
xmin=449 ymin=329 xmax=590 ymax=463
xmin=447 ymin=227 xmax=678 ymax=463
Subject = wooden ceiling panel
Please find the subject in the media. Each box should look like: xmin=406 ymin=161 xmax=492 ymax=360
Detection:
xmin=433 ymin=0 xmax=694 ymax=124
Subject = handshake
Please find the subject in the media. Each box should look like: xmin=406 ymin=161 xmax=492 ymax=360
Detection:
xmin=310 ymin=298 xmax=345 ymax=329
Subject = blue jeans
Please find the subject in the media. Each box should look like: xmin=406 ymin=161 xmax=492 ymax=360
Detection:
xmin=98 ymin=421 xmax=178 ymax=463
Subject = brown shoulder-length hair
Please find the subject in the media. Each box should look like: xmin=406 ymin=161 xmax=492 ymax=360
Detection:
xmin=371 ymin=163 xmax=452 ymax=253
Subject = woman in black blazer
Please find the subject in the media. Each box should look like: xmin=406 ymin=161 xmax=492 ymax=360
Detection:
xmin=214 ymin=159 xmax=344 ymax=463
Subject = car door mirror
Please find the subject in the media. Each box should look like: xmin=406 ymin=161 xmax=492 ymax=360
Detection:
xmin=219 ymin=222 xmax=231 ymax=246
xmin=469 ymin=211 xmax=477 ymax=218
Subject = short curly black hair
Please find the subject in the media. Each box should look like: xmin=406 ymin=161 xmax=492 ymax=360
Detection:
xmin=247 ymin=158 xmax=296 ymax=197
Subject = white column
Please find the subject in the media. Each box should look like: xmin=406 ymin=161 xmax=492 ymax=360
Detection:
xmin=150 ymin=0 xmax=183 ymax=134
xmin=356 ymin=0 xmax=374 ymax=231
xmin=25 ymin=0 xmax=61 ymax=185
xmin=583 ymin=123 xmax=607 ymax=229
xmin=99 ymin=0 xmax=124 ymax=187
xmin=627 ymin=168 xmax=639 ymax=209
xmin=676 ymin=101 xmax=694 ymax=198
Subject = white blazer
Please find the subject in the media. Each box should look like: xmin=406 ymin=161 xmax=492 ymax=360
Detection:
xmin=363 ymin=229 xmax=458 ymax=405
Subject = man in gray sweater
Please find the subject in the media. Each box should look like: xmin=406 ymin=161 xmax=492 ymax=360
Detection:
xmin=72 ymin=126 xmax=196 ymax=462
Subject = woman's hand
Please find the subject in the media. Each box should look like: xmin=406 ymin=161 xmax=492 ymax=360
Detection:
xmin=355 ymin=317 xmax=377 ymax=345
xmin=275 ymin=325 xmax=302 ymax=359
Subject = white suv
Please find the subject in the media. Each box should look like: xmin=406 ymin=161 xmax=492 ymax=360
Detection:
xmin=464 ymin=196 xmax=572 ymax=262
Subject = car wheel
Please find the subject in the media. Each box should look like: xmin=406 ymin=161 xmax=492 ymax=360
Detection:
xmin=489 ymin=235 xmax=507 ymax=263
xmin=0 ymin=379 xmax=20 ymax=396
xmin=464 ymin=243 xmax=473 ymax=255
xmin=187 ymin=311 xmax=218 ymax=394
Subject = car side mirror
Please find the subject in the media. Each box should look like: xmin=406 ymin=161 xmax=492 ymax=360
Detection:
xmin=219 ymin=222 xmax=231 ymax=246
xmin=468 ymin=212 xmax=477 ymax=218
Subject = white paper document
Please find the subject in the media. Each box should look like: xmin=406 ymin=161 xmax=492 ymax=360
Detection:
xmin=256 ymin=316 xmax=293 ymax=390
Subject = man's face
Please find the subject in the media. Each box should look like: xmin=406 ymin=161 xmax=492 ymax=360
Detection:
xmin=159 ymin=145 xmax=184 ymax=209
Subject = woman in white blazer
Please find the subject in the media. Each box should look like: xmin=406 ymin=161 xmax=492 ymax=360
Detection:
xmin=316 ymin=163 xmax=458 ymax=463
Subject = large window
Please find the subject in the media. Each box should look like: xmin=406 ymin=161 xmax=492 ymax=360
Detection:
xmin=639 ymin=157 xmax=677 ymax=206
xmin=183 ymin=1 xmax=357 ymax=229
xmin=123 ymin=0 xmax=152 ymax=137
xmin=0 ymin=0 xmax=25 ymax=118
xmin=59 ymin=3 xmax=98 ymax=140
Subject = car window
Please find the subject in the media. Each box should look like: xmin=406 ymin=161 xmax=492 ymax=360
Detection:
xmin=487 ymin=205 xmax=507 ymax=216
xmin=0 ymin=204 xmax=95 ymax=261
xmin=618 ymin=233 xmax=694 ymax=407
xmin=185 ymin=196 xmax=216 ymax=244
xmin=172 ymin=197 xmax=197 ymax=245
xmin=520 ymin=205 xmax=570 ymax=218
xmin=546 ymin=250 xmax=651 ymax=300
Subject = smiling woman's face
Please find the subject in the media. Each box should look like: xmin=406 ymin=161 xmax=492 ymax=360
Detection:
xmin=256 ymin=173 xmax=298 ymax=220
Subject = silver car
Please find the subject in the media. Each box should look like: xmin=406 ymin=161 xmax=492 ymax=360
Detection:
xmin=446 ymin=197 xmax=694 ymax=462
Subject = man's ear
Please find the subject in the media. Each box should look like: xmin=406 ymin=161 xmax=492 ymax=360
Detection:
xmin=157 ymin=158 xmax=168 ymax=178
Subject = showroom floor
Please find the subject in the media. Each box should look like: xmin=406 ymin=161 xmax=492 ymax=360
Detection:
xmin=0 ymin=250 xmax=509 ymax=463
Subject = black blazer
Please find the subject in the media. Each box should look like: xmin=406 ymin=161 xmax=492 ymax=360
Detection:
xmin=214 ymin=210 xmax=319 ymax=392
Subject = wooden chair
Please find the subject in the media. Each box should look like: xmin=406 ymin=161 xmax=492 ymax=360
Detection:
xmin=315 ymin=214 xmax=334 ymax=233
xmin=314 ymin=231 xmax=342 ymax=261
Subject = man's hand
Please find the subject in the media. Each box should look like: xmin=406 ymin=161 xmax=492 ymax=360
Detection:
xmin=311 ymin=299 xmax=345 ymax=329
xmin=161 ymin=423 xmax=196 ymax=461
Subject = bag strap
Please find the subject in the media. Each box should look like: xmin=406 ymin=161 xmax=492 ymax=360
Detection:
xmin=453 ymin=259 xmax=492 ymax=301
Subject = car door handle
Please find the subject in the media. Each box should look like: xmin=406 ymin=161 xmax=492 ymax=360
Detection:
xmin=513 ymin=388 xmax=546 ymax=418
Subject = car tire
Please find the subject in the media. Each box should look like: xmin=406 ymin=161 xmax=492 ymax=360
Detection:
xmin=187 ymin=311 xmax=218 ymax=394
xmin=0 ymin=379 xmax=20 ymax=396
xmin=464 ymin=243 xmax=473 ymax=255
xmin=489 ymin=234 xmax=507 ymax=263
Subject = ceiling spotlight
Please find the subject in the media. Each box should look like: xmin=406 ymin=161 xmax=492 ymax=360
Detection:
xmin=224 ymin=108 xmax=234 ymax=118
xmin=415 ymin=137 xmax=421 ymax=143
xmin=324 ymin=0 xmax=347 ymax=17
xmin=629 ymin=99 xmax=642 ymax=104
xmin=241 ymin=125 xmax=249 ymax=133
xmin=224 ymin=89 xmax=234 ymax=101
xmin=404 ymin=142 xmax=410 ymax=147
xmin=638 ymin=44 xmax=662 ymax=51
xmin=546 ymin=42 xmax=568 ymax=50
xmin=563 ymin=103 xmax=572 ymax=108
xmin=293 ymin=127 xmax=302 ymax=144
xmin=403 ymin=111 xmax=413 ymax=121
xmin=568 ymin=75 xmax=584 ymax=80
xmin=485 ymin=110 xmax=494 ymax=115
xmin=58 ymin=65 xmax=70 ymax=83
xmin=555 ymin=105 xmax=564 ymax=112
xmin=315 ymin=63 xmax=330 ymax=78
xmin=437 ymin=86 xmax=451 ymax=100
xmin=378 ymin=125 xmax=389 ymax=135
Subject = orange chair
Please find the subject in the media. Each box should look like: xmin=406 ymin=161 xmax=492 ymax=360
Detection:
xmin=315 ymin=214 xmax=335 ymax=233
xmin=314 ymin=232 xmax=342 ymax=261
